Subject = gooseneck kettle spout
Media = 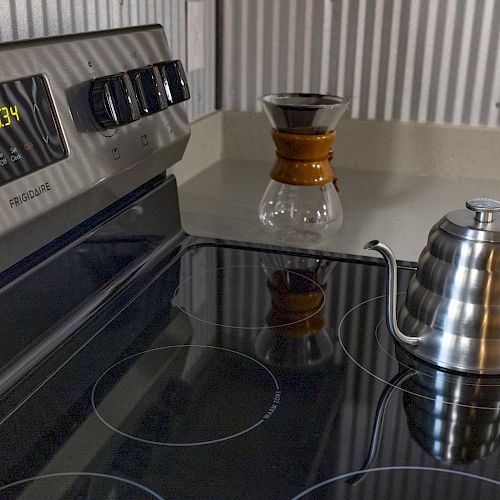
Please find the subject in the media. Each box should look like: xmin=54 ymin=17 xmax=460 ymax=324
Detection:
xmin=363 ymin=240 xmax=420 ymax=346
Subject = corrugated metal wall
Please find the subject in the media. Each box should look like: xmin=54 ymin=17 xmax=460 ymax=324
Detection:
xmin=0 ymin=0 xmax=216 ymax=122
xmin=7 ymin=0 xmax=497 ymax=127
xmin=221 ymin=0 xmax=500 ymax=127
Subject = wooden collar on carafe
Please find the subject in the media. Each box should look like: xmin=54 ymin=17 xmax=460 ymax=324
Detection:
xmin=270 ymin=129 xmax=339 ymax=190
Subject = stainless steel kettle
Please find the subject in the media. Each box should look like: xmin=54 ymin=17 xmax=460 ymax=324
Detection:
xmin=364 ymin=198 xmax=500 ymax=374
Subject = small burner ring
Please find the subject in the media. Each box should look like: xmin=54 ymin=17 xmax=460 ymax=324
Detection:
xmin=338 ymin=294 xmax=500 ymax=410
xmin=173 ymin=265 xmax=326 ymax=330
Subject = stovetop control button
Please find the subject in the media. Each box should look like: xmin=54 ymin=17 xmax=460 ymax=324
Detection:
xmin=155 ymin=60 xmax=190 ymax=105
xmin=128 ymin=66 xmax=168 ymax=115
xmin=90 ymin=72 xmax=141 ymax=129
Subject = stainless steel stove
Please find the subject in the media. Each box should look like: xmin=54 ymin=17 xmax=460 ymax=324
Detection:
xmin=0 ymin=26 xmax=499 ymax=500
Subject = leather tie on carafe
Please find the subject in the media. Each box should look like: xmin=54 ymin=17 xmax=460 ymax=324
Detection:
xmin=270 ymin=130 xmax=339 ymax=191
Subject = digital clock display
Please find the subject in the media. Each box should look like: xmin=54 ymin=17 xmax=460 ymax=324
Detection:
xmin=0 ymin=75 xmax=66 ymax=186
xmin=0 ymin=105 xmax=20 ymax=128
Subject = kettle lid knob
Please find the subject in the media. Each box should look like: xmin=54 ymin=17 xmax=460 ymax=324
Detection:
xmin=465 ymin=198 xmax=500 ymax=223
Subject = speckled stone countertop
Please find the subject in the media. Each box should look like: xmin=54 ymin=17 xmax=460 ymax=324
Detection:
xmin=171 ymin=111 xmax=500 ymax=263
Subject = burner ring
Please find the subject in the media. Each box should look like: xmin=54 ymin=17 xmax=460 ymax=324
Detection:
xmin=291 ymin=466 xmax=500 ymax=499
xmin=91 ymin=345 xmax=281 ymax=447
xmin=173 ymin=265 xmax=326 ymax=330
xmin=338 ymin=294 xmax=500 ymax=410
xmin=0 ymin=472 xmax=163 ymax=499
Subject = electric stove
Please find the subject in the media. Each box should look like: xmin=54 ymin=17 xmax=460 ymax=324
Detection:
xmin=1 ymin=194 xmax=500 ymax=498
xmin=0 ymin=26 xmax=499 ymax=500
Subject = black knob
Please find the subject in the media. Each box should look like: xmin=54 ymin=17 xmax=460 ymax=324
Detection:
xmin=128 ymin=66 xmax=168 ymax=115
xmin=90 ymin=73 xmax=141 ymax=129
xmin=155 ymin=60 xmax=190 ymax=105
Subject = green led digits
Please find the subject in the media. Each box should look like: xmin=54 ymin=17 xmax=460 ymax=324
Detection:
xmin=0 ymin=105 xmax=20 ymax=128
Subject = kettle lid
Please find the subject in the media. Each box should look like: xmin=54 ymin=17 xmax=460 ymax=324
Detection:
xmin=439 ymin=198 xmax=500 ymax=243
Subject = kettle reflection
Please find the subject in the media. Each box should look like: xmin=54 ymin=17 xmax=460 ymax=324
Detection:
xmin=395 ymin=345 xmax=500 ymax=465
xmin=352 ymin=344 xmax=500 ymax=483
xmin=255 ymin=260 xmax=335 ymax=371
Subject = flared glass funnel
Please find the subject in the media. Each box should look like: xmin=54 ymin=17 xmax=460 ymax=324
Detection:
xmin=261 ymin=93 xmax=350 ymax=135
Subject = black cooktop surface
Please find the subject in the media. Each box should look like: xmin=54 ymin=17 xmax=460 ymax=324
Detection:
xmin=0 ymin=241 xmax=499 ymax=499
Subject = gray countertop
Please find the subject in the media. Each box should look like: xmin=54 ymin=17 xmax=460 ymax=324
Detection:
xmin=170 ymin=111 xmax=500 ymax=263
xmin=177 ymin=157 xmax=500 ymax=263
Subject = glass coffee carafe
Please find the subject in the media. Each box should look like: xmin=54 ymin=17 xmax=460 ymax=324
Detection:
xmin=258 ymin=93 xmax=349 ymax=245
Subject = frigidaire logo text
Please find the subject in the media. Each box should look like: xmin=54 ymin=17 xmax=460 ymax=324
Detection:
xmin=9 ymin=182 xmax=51 ymax=208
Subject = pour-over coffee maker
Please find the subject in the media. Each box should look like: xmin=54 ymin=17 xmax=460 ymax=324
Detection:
xmin=258 ymin=93 xmax=349 ymax=245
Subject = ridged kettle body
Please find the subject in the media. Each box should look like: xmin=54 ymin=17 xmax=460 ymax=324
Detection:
xmin=365 ymin=198 xmax=500 ymax=374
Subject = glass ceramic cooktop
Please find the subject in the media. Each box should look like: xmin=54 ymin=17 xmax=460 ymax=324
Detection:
xmin=0 ymin=242 xmax=499 ymax=499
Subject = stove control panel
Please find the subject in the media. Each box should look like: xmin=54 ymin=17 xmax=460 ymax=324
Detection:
xmin=0 ymin=75 xmax=67 ymax=186
xmin=91 ymin=60 xmax=189 ymax=129
xmin=0 ymin=26 xmax=191 ymax=274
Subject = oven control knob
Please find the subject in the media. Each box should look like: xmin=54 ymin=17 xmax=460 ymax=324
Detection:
xmin=155 ymin=60 xmax=190 ymax=105
xmin=128 ymin=66 xmax=168 ymax=115
xmin=90 ymin=73 xmax=141 ymax=129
